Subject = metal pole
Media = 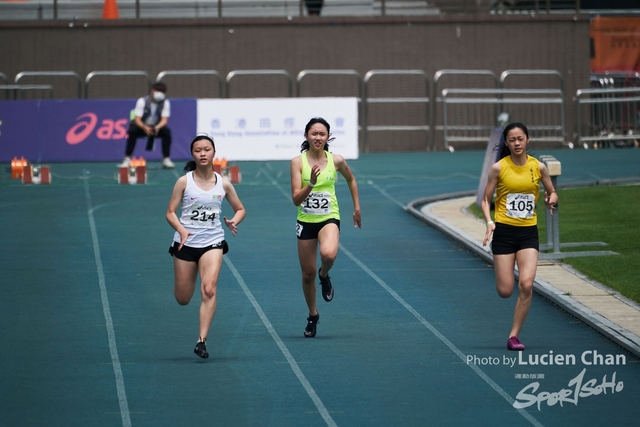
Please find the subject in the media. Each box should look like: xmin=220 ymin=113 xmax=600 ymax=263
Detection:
xmin=363 ymin=75 xmax=369 ymax=153
xmin=539 ymin=156 xmax=561 ymax=254
xmin=543 ymin=179 xmax=560 ymax=254
xmin=550 ymin=176 xmax=560 ymax=253
xmin=442 ymin=92 xmax=449 ymax=150
xmin=545 ymin=202 xmax=553 ymax=250
xmin=575 ymin=91 xmax=582 ymax=148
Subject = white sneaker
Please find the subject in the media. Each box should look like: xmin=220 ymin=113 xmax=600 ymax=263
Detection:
xmin=162 ymin=157 xmax=175 ymax=169
xmin=118 ymin=156 xmax=131 ymax=168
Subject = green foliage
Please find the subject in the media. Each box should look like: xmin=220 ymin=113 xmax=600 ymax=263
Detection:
xmin=545 ymin=185 xmax=640 ymax=303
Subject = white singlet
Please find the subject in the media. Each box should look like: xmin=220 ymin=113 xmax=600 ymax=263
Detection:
xmin=173 ymin=171 xmax=226 ymax=248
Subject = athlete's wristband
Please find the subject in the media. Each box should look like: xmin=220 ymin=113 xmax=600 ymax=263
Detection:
xmin=486 ymin=220 xmax=494 ymax=226
xmin=308 ymin=182 xmax=315 ymax=188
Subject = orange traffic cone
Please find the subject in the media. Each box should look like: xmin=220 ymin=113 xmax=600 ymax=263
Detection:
xmin=102 ymin=0 xmax=119 ymax=19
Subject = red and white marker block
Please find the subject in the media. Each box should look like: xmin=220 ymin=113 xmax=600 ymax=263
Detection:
xmin=229 ymin=165 xmax=241 ymax=183
xmin=118 ymin=157 xmax=147 ymax=184
xmin=22 ymin=165 xmax=51 ymax=184
xmin=213 ymin=158 xmax=241 ymax=183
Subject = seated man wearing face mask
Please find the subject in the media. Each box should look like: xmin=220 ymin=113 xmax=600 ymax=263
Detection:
xmin=119 ymin=81 xmax=174 ymax=169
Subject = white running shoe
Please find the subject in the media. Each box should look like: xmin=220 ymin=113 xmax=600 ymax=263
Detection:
xmin=162 ymin=157 xmax=175 ymax=169
xmin=118 ymin=156 xmax=131 ymax=168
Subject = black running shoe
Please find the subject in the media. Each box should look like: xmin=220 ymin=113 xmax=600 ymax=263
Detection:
xmin=319 ymin=269 xmax=334 ymax=302
xmin=304 ymin=313 xmax=319 ymax=338
xmin=194 ymin=339 xmax=209 ymax=359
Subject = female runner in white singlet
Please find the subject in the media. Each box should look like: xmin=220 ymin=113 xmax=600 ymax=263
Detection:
xmin=166 ymin=133 xmax=246 ymax=359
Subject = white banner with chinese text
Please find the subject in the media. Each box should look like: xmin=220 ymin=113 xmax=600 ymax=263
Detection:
xmin=196 ymin=97 xmax=359 ymax=160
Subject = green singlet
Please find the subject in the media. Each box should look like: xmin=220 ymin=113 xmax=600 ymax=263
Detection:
xmin=297 ymin=151 xmax=340 ymax=223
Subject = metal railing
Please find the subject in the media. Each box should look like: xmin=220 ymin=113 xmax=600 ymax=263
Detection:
xmin=575 ymin=87 xmax=640 ymax=149
xmin=0 ymin=0 xmax=381 ymax=20
xmin=297 ymin=69 xmax=364 ymax=147
xmin=15 ymin=71 xmax=83 ymax=99
xmin=500 ymin=69 xmax=564 ymax=95
xmin=432 ymin=70 xmax=499 ymax=150
xmin=591 ymin=71 xmax=640 ymax=90
xmin=225 ymin=70 xmax=293 ymax=98
xmin=156 ymin=70 xmax=224 ymax=98
xmin=0 ymin=0 xmax=593 ymax=20
xmin=85 ymin=70 xmax=152 ymax=98
xmin=0 ymin=85 xmax=55 ymax=100
xmin=16 ymin=68 xmax=640 ymax=153
xmin=363 ymin=69 xmax=430 ymax=153
xmin=441 ymin=88 xmax=565 ymax=150
xmin=489 ymin=0 xmax=581 ymax=14
xmin=296 ymin=69 xmax=363 ymax=99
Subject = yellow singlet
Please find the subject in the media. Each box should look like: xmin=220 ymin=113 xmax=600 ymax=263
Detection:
xmin=494 ymin=155 xmax=541 ymax=227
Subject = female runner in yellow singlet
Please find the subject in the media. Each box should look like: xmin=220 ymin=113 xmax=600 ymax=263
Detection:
xmin=482 ymin=123 xmax=558 ymax=351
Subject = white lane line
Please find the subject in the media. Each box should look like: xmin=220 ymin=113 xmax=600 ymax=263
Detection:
xmin=338 ymin=244 xmax=543 ymax=427
xmin=361 ymin=180 xmax=543 ymax=425
xmin=365 ymin=179 xmax=405 ymax=209
xmin=261 ymin=163 xmax=290 ymax=198
xmin=260 ymin=162 xmax=540 ymax=425
xmin=223 ymin=257 xmax=337 ymax=427
xmin=84 ymin=179 xmax=132 ymax=427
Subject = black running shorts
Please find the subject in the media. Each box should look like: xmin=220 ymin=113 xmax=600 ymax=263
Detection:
xmin=168 ymin=240 xmax=228 ymax=262
xmin=296 ymin=219 xmax=340 ymax=240
xmin=491 ymin=223 xmax=539 ymax=255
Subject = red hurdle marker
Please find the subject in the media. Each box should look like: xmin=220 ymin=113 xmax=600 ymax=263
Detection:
xmin=22 ymin=165 xmax=51 ymax=185
xmin=118 ymin=156 xmax=147 ymax=184
xmin=229 ymin=165 xmax=241 ymax=183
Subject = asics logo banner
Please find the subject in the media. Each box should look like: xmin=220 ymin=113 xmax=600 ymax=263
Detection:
xmin=66 ymin=112 xmax=128 ymax=145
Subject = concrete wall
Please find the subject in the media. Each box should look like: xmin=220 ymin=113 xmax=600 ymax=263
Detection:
xmin=0 ymin=14 xmax=591 ymax=151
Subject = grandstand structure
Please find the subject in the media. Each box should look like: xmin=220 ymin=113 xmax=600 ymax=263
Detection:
xmin=1 ymin=0 xmax=638 ymax=151
xmin=1 ymin=0 xmax=620 ymax=21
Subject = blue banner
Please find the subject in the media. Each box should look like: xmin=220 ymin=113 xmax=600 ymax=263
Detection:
xmin=0 ymin=99 xmax=197 ymax=162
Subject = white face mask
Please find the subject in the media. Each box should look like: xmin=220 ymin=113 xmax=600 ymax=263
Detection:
xmin=153 ymin=91 xmax=165 ymax=102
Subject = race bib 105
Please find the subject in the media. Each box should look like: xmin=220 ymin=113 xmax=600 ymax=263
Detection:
xmin=506 ymin=193 xmax=535 ymax=219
